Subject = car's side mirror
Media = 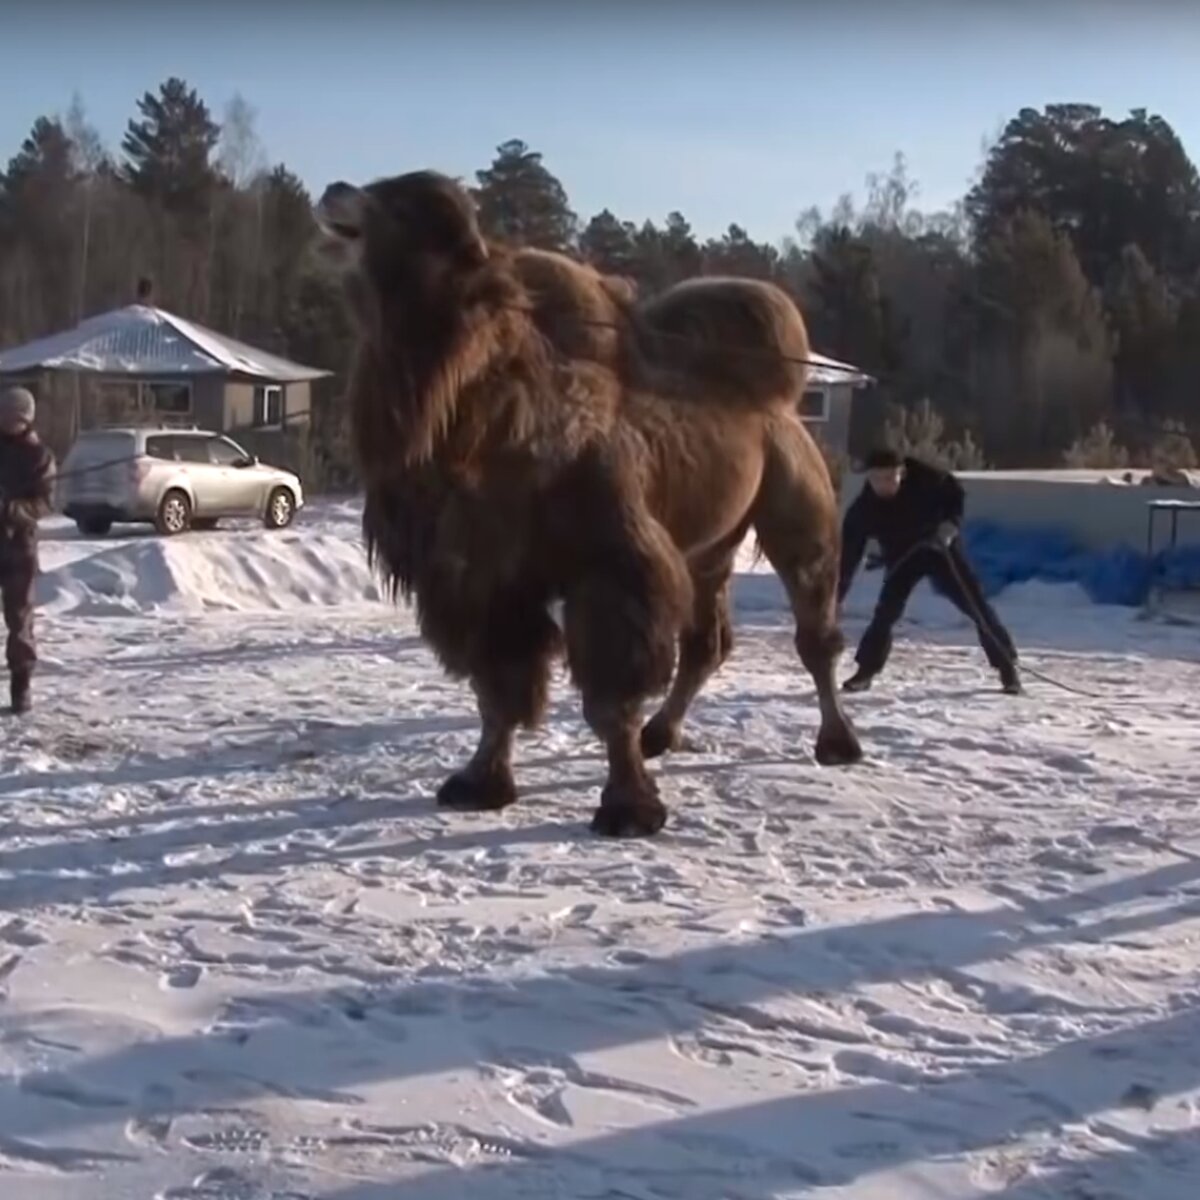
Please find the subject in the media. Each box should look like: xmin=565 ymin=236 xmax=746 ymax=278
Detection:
xmin=233 ymin=455 xmax=258 ymax=469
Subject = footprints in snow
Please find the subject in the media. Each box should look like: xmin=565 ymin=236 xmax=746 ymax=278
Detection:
xmin=478 ymin=1042 xmax=697 ymax=1128
xmin=163 ymin=963 xmax=204 ymax=989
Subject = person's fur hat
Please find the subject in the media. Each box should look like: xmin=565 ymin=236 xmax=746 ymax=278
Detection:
xmin=0 ymin=386 xmax=35 ymax=429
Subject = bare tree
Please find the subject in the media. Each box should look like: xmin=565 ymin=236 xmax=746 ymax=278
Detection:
xmin=215 ymin=93 xmax=268 ymax=333
xmin=64 ymin=93 xmax=106 ymax=322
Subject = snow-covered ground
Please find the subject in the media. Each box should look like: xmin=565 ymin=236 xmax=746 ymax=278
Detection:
xmin=2 ymin=500 xmax=1199 ymax=1199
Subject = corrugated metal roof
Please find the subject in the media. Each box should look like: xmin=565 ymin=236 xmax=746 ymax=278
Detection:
xmin=0 ymin=305 xmax=331 ymax=383
xmin=807 ymin=351 xmax=873 ymax=387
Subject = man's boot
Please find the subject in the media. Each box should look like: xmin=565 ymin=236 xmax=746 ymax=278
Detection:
xmin=10 ymin=669 xmax=31 ymax=715
xmin=842 ymin=669 xmax=875 ymax=693
xmin=999 ymin=665 xmax=1022 ymax=696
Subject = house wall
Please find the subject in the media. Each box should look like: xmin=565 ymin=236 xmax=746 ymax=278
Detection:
xmin=224 ymin=381 xmax=257 ymax=430
xmin=223 ymin=380 xmax=314 ymax=476
xmin=12 ymin=353 xmax=323 ymax=459
xmin=285 ymin=381 xmax=312 ymax=427
xmin=27 ymin=372 xmax=225 ymax=457
xmin=840 ymin=469 xmax=1200 ymax=553
xmin=802 ymin=383 xmax=854 ymax=461
xmin=190 ymin=376 xmax=226 ymax=430
xmin=223 ymin=380 xmax=312 ymax=433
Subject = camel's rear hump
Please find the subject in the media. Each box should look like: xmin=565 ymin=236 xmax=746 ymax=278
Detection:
xmin=633 ymin=277 xmax=812 ymax=410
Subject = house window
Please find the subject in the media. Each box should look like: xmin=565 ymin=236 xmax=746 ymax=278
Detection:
xmin=253 ymin=385 xmax=283 ymax=427
xmin=94 ymin=381 xmax=141 ymax=424
xmin=145 ymin=381 xmax=192 ymax=417
xmin=799 ymin=388 xmax=830 ymax=422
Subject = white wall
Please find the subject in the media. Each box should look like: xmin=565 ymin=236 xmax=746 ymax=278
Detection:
xmin=841 ymin=470 xmax=1200 ymax=553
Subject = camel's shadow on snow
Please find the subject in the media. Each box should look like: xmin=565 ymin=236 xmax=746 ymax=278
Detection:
xmin=1 ymin=855 xmax=1200 ymax=1196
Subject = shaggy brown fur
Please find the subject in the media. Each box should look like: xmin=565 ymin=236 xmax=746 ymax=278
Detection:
xmin=317 ymin=170 xmax=862 ymax=837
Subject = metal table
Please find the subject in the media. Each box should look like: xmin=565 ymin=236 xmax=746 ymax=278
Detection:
xmin=1146 ymin=499 xmax=1200 ymax=555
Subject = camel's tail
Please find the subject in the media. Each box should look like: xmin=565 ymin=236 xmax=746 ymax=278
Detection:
xmin=631 ymin=276 xmax=811 ymax=410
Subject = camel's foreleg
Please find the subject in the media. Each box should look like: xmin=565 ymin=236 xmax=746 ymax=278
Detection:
xmin=562 ymin=522 xmax=692 ymax=838
xmin=435 ymin=595 xmax=562 ymax=812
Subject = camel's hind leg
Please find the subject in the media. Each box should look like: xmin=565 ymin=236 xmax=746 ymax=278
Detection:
xmin=641 ymin=542 xmax=739 ymax=760
xmin=753 ymin=422 xmax=863 ymax=766
xmin=435 ymin=598 xmax=562 ymax=811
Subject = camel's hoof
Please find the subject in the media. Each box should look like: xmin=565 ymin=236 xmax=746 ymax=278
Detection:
xmin=591 ymin=781 xmax=667 ymax=838
xmin=815 ymin=722 xmax=864 ymax=767
xmin=640 ymin=714 xmax=682 ymax=761
xmin=436 ymin=767 xmax=518 ymax=811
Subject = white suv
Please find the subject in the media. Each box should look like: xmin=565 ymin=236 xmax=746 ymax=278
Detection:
xmin=58 ymin=427 xmax=305 ymax=537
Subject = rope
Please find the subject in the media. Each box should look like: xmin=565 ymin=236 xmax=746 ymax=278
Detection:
xmin=507 ymin=304 xmax=868 ymax=377
xmin=874 ymin=534 xmax=1105 ymax=700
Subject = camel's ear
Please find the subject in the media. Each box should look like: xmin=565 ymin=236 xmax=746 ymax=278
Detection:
xmin=315 ymin=181 xmax=366 ymax=238
xmin=462 ymin=232 xmax=489 ymax=266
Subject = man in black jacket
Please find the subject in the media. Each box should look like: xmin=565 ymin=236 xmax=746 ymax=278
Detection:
xmin=837 ymin=448 xmax=1021 ymax=695
xmin=0 ymin=387 xmax=56 ymax=714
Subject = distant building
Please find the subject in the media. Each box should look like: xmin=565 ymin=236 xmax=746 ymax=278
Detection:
xmin=800 ymin=352 xmax=873 ymax=460
xmin=0 ymin=298 xmax=330 ymax=462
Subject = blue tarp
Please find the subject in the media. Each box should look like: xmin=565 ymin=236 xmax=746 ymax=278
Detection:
xmin=958 ymin=519 xmax=1200 ymax=607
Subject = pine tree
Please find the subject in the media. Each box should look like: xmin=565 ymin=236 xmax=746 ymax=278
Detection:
xmin=580 ymin=209 xmax=639 ymax=275
xmin=122 ymin=77 xmax=220 ymax=221
xmin=473 ymin=139 xmax=576 ymax=251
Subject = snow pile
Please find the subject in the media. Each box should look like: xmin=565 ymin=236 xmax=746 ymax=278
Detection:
xmin=37 ymin=529 xmax=385 ymax=616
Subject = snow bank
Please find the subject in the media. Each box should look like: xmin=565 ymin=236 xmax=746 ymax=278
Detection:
xmin=35 ymin=494 xmax=1196 ymax=624
xmin=37 ymin=529 xmax=384 ymax=616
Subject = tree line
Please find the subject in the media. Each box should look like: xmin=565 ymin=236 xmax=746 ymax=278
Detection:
xmin=1 ymin=81 xmax=1198 ymax=478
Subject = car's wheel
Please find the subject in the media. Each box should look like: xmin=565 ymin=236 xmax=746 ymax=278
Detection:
xmin=192 ymin=518 xmax=219 ymax=531
xmin=77 ymin=517 xmax=112 ymax=537
xmin=264 ymin=487 xmax=296 ymax=530
xmin=156 ymin=489 xmax=192 ymax=536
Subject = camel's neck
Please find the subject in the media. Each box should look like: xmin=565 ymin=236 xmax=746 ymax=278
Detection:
xmin=349 ymin=264 xmax=533 ymax=484
xmin=350 ymin=284 xmax=478 ymax=479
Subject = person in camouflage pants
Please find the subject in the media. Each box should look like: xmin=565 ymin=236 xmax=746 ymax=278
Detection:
xmin=0 ymin=387 xmax=56 ymax=714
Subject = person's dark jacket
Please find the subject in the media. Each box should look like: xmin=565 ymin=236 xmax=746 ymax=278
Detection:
xmin=0 ymin=430 xmax=56 ymax=559
xmin=837 ymin=456 xmax=965 ymax=601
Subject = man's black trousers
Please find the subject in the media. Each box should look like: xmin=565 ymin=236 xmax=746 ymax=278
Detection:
xmin=854 ymin=542 xmax=1018 ymax=677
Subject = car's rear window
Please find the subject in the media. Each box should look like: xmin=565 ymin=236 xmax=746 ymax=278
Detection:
xmin=66 ymin=433 xmax=136 ymax=463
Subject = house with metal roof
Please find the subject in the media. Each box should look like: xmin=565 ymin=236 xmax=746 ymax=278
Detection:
xmin=0 ymin=296 xmax=331 ymax=459
xmin=798 ymin=351 xmax=874 ymax=461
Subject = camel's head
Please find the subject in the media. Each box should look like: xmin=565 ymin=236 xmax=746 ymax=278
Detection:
xmin=315 ymin=170 xmax=489 ymax=303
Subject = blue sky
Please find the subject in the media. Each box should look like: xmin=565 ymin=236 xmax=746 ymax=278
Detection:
xmin=3 ymin=2 xmax=1198 ymax=243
